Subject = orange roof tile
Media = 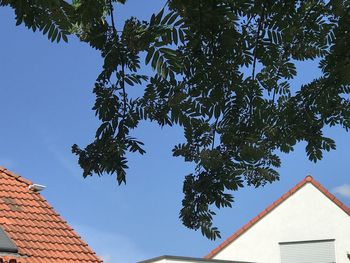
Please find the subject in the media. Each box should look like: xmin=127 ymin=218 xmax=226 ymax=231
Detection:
xmin=205 ymin=176 xmax=350 ymax=259
xmin=0 ymin=167 xmax=102 ymax=263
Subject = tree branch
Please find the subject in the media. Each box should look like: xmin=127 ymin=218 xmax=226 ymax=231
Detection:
xmin=211 ymin=118 xmax=219 ymax=150
xmin=109 ymin=0 xmax=117 ymax=34
xmin=121 ymin=61 xmax=127 ymax=119
xmin=252 ymin=5 xmax=265 ymax=80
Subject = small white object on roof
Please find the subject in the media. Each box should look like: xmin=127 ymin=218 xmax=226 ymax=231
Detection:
xmin=28 ymin=184 xmax=46 ymax=192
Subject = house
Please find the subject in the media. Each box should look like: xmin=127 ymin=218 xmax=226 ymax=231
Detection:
xmin=141 ymin=176 xmax=350 ymax=263
xmin=0 ymin=166 xmax=102 ymax=263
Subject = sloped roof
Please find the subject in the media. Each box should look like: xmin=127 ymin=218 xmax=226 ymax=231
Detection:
xmin=0 ymin=166 xmax=102 ymax=263
xmin=138 ymin=255 xmax=255 ymax=263
xmin=205 ymin=176 xmax=350 ymax=259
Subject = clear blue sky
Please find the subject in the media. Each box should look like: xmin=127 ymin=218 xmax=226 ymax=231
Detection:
xmin=1 ymin=2 xmax=350 ymax=263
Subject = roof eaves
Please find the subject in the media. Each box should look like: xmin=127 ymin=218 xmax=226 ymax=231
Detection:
xmin=204 ymin=176 xmax=350 ymax=259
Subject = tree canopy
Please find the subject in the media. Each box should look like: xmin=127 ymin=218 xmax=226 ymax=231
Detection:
xmin=1 ymin=0 xmax=350 ymax=239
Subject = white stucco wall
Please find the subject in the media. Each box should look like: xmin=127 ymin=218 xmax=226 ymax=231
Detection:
xmin=212 ymin=183 xmax=350 ymax=263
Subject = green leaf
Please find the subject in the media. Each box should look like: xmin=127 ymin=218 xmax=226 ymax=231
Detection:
xmin=145 ymin=46 xmax=155 ymax=65
xmin=179 ymin=29 xmax=185 ymax=43
xmin=161 ymin=11 xmax=174 ymax=25
xmin=124 ymin=77 xmax=135 ymax=86
xmin=56 ymin=31 xmax=62 ymax=43
xmin=150 ymin=13 xmax=156 ymax=26
xmin=157 ymin=56 xmax=164 ymax=75
xmin=151 ymin=50 xmax=159 ymax=69
xmin=48 ymin=24 xmax=55 ymax=40
xmin=167 ymin=12 xmax=178 ymax=25
xmin=62 ymin=33 xmax=68 ymax=43
xmin=43 ymin=23 xmax=51 ymax=35
xmin=172 ymin=28 xmax=178 ymax=45
xmin=155 ymin=8 xmax=164 ymax=24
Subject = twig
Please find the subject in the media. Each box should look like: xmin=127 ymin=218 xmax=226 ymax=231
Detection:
xmin=121 ymin=61 xmax=127 ymax=119
xmin=211 ymin=118 xmax=219 ymax=150
xmin=109 ymin=0 xmax=117 ymax=34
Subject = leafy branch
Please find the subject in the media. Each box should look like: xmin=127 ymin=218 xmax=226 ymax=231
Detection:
xmin=3 ymin=0 xmax=350 ymax=240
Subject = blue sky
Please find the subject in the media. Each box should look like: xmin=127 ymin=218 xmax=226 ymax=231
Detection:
xmin=1 ymin=2 xmax=350 ymax=263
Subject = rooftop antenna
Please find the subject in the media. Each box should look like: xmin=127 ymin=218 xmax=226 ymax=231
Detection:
xmin=28 ymin=184 xmax=46 ymax=192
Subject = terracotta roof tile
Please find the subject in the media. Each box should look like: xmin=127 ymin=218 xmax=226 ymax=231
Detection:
xmin=0 ymin=168 xmax=102 ymax=263
xmin=205 ymin=175 xmax=350 ymax=259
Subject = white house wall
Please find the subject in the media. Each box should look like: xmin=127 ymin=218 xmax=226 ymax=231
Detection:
xmin=212 ymin=183 xmax=350 ymax=263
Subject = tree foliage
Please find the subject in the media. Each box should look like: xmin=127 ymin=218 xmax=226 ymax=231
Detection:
xmin=2 ymin=0 xmax=350 ymax=239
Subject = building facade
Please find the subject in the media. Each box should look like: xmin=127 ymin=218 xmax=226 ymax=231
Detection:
xmin=142 ymin=176 xmax=350 ymax=263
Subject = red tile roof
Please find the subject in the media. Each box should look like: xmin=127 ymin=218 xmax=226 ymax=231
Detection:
xmin=0 ymin=166 xmax=103 ymax=263
xmin=205 ymin=176 xmax=350 ymax=259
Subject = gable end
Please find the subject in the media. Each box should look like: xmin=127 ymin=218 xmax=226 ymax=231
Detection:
xmin=205 ymin=176 xmax=350 ymax=259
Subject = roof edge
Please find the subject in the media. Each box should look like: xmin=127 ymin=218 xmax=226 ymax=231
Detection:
xmin=204 ymin=175 xmax=350 ymax=259
xmin=138 ymin=255 xmax=255 ymax=263
xmin=0 ymin=166 xmax=32 ymax=186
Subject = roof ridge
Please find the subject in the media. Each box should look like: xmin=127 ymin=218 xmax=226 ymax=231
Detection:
xmin=204 ymin=175 xmax=350 ymax=259
xmin=0 ymin=167 xmax=32 ymax=186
